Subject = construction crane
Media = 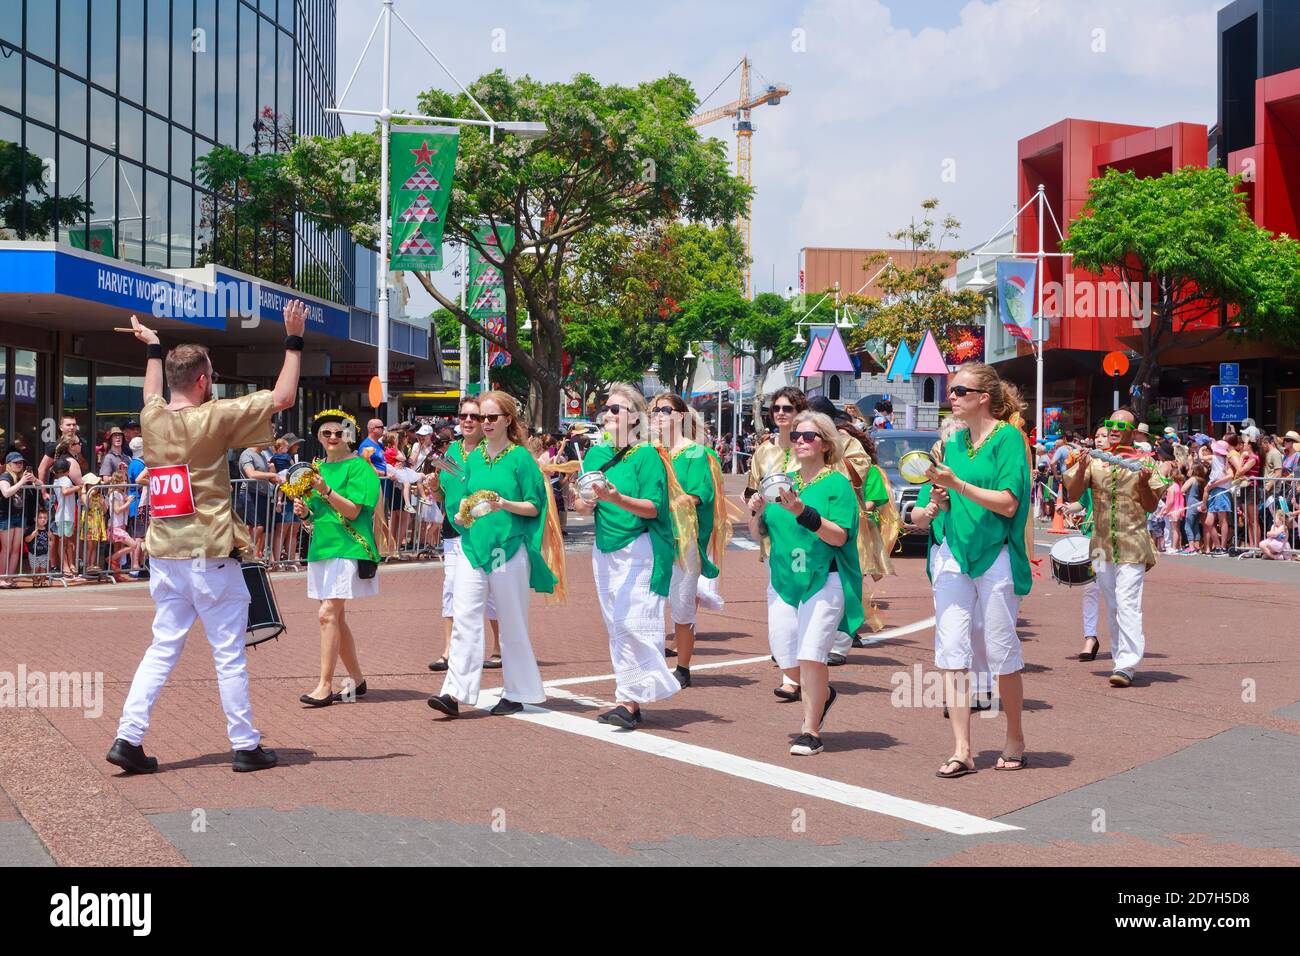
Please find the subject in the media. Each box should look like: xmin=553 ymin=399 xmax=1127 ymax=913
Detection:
xmin=689 ymin=56 xmax=790 ymax=299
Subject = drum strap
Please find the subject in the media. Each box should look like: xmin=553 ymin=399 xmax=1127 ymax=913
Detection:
xmin=597 ymin=445 xmax=634 ymax=474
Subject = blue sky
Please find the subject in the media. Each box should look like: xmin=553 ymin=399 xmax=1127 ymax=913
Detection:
xmin=335 ymin=0 xmax=1226 ymax=312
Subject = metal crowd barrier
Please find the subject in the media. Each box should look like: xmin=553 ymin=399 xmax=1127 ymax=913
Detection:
xmin=1223 ymin=475 xmax=1300 ymax=559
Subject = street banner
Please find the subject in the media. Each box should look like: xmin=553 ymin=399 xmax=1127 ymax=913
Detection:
xmin=389 ymin=125 xmax=459 ymax=271
xmin=709 ymin=342 xmax=733 ymax=381
xmin=996 ymin=259 xmax=1037 ymax=342
xmin=468 ymin=224 xmax=516 ymax=367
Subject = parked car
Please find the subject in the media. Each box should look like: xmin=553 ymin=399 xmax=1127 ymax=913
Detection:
xmin=870 ymin=428 xmax=940 ymax=549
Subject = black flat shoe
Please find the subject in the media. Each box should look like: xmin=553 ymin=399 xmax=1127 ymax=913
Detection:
xmin=232 ymin=746 xmax=278 ymax=773
xmin=674 ymin=665 xmax=691 ymax=688
xmin=106 ymin=738 xmax=158 ymax=774
xmin=821 ymin=685 xmax=838 ymax=726
xmin=773 ymin=685 xmax=801 ymax=702
xmin=426 ymin=694 xmax=460 ymax=717
xmin=483 ymin=656 xmax=502 ymax=670
xmin=331 ymin=680 xmax=367 ymax=702
xmin=851 ymin=636 xmax=866 ymax=649
xmin=299 ymin=692 xmax=333 ymax=707
xmin=490 ymin=698 xmax=523 ymax=716
xmin=826 ymin=653 xmax=848 ymax=666
xmin=597 ymin=705 xmax=641 ymax=729
xmin=428 ymin=657 xmax=449 ymax=672
xmin=1079 ymin=636 xmax=1100 ymax=662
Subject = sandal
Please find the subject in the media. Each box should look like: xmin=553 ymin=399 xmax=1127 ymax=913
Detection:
xmin=936 ymin=757 xmax=976 ymax=779
xmin=995 ymin=753 xmax=1028 ymax=771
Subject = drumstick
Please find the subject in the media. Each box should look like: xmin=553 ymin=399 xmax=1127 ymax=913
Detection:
xmin=112 ymin=327 xmax=138 ymax=333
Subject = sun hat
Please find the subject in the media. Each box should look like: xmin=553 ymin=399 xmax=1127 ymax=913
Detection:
xmin=1211 ymin=440 xmax=1231 ymax=456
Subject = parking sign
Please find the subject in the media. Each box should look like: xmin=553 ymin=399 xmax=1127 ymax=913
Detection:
xmin=1210 ymin=385 xmax=1248 ymax=422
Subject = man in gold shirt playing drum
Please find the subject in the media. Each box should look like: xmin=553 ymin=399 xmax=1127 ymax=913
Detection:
xmin=1063 ymin=406 xmax=1164 ymax=688
xmin=107 ymin=301 xmax=309 ymax=774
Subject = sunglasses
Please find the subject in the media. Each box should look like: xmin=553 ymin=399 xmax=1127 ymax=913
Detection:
xmin=948 ymin=385 xmax=988 ymax=397
xmin=600 ymin=404 xmax=629 ymax=415
xmin=791 ymin=430 xmax=823 ymax=444
xmin=771 ymin=404 xmax=797 ymax=414
xmin=458 ymin=413 xmax=483 ymax=422
xmin=652 ymin=406 xmax=678 ymax=416
xmin=319 ymin=429 xmax=346 ymax=439
xmin=1102 ymin=420 xmax=1135 ymax=431
xmin=480 ymin=414 xmax=504 ymax=423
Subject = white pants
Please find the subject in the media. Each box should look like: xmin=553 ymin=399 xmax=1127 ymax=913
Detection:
xmin=1081 ymin=578 xmax=1100 ymax=637
xmin=697 ymin=573 xmax=724 ymax=612
xmin=117 ymin=557 xmax=260 ymax=751
xmin=594 ymin=534 xmax=680 ymax=704
xmin=767 ymin=574 xmax=845 ymax=672
xmin=668 ymin=547 xmax=702 ymax=626
xmin=1094 ymin=560 xmax=1145 ymax=676
xmin=441 ymin=537 xmax=497 ymax=621
xmin=932 ymin=542 xmax=1023 ymax=676
xmin=441 ymin=548 xmax=543 ymax=706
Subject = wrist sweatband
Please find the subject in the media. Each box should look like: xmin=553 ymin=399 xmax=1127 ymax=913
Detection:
xmin=146 ymin=344 xmax=163 ymax=360
xmin=796 ymin=506 xmax=823 ymax=531
xmin=285 ymin=335 xmax=304 ymax=351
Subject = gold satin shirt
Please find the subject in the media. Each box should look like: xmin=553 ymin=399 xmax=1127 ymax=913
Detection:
xmin=142 ymin=391 xmax=278 ymax=559
xmin=1065 ymin=456 xmax=1161 ymax=570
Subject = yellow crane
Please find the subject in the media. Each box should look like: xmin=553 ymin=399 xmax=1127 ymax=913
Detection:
xmin=689 ymin=56 xmax=790 ymax=299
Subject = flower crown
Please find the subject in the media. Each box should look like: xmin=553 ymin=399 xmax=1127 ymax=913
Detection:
xmin=313 ymin=408 xmax=358 ymax=428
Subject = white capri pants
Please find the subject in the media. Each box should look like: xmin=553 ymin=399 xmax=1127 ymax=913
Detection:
xmin=441 ymin=537 xmax=497 ymax=621
xmin=594 ymin=533 xmax=680 ymax=704
xmin=441 ymin=547 xmax=544 ymax=707
xmin=668 ymin=545 xmax=702 ymax=626
xmin=932 ymin=541 xmax=1023 ymax=676
xmin=1081 ymin=578 xmax=1100 ymax=637
xmin=696 ymin=573 xmax=724 ymax=612
xmin=117 ymin=557 xmax=260 ymax=751
xmin=1094 ymin=559 xmax=1146 ymax=676
xmin=767 ymin=573 xmax=846 ymax=672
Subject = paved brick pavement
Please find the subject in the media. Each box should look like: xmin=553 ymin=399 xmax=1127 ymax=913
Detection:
xmin=1 ymin=523 xmax=1298 ymax=866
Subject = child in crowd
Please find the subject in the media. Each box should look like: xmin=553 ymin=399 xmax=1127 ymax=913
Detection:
xmin=1259 ymin=511 xmax=1297 ymax=560
xmin=25 ymin=509 xmax=50 ymax=580
xmin=107 ymin=463 xmax=140 ymax=578
xmin=50 ymin=458 xmax=79 ymax=579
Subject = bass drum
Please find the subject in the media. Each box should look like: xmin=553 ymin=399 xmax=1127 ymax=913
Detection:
xmin=1049 ymin=536 xmax=1096 ymax=587
xmin=243 ymin=562 xmax=286 ymax=648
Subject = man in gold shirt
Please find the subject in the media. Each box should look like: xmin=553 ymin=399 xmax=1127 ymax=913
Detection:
xmin=107 ymin=301 xmax=308 ymax=774
xmin=1063 ymin=407 xmax=1164 ymax=688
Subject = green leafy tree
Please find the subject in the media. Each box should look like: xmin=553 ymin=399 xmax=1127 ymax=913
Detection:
xmin=432 ymin=307 xmax=532 ymax=405
xmin=845 ymin=198 xmax=984 ymax=357
xmin=1062 ymin=166 xmax=1300 ymax=418
xmin=284 ymin=69 xmax=750 ymax=428
xmin=0 ymin=140 xmax=94 ymax=239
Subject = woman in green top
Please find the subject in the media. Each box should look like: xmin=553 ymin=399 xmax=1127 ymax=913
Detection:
xmin=425 ymin=397 xmax=502 ymax=674
xmin=652 ymin=390 xmax=722 ymax=689
xmin=426 ymin=391 xmax=561 ymax=719
xmin=571 ymin=383 xmax=680 ymax=730
xmin=293 ymin=409 xmax=380 ymax=707
xmin=746 ymin=411 xmax=863 ymax=757
xmin=911 ymin=363 xmax=1032 ymax=778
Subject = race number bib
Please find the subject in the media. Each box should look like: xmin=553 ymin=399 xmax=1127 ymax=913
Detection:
xmin=148 ymin=465 xmax=196 ymax=518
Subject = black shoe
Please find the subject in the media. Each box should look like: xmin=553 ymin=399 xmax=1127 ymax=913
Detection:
xmin=331 ymin=679 xmax=367 ymax=702
xmin=789 ymin=733 xmax=823 ymax=756
xmin=1079 ymin=636 xmax=1100 ymax=662
xmin=821 ymin=685 xmax=838 ymax=726
xmin=597 ymin=705 xmax=641 ymax=729
xmin=483 ymin=656 xmax=502 ymax=670
xmin=427 ymin=657 xmax=449 ymax=672
xmin=851 ymin=636 xmax=866 ymax=648
xmin=106 ymin=738 xmax=158 ymax=774
xmin=232 ymin=746 xmax=278 ymax=773
xmin=426 ymin=694 xmax=460 ymax=717
xmin=773 ymin=684 xmax=801 ymax=702
xmin=826 ymin=653 xmax=848 ymax=666
xmin=490 ymin=698 xmax=523 ymax=716
xmin=299 ymin=692 xmax=333 ymax=707
xmin=674 ymin=665 xmax=691 ymax=688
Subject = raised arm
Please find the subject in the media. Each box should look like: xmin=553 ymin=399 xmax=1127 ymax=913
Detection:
xmin=126 ymin=315 xmax=164 ymax=402
xmin=271 ymin=300 xmax=309 ymax=412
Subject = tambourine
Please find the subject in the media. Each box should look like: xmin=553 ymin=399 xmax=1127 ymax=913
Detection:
xmin=898 ymin=450 xmax=935 ymax=485
xmin=281 ymin=461 xmax=320 ymax=499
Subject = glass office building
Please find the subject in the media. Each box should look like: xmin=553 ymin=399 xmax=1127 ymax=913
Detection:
xmin=0 ymin=0 xmax=354 ymax=302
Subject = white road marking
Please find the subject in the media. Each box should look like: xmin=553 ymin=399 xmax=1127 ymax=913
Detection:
xmin=474 ymin=684 xmax=1016 ymax=836
xmin=730 ymin=538 xmax=761 ymax=551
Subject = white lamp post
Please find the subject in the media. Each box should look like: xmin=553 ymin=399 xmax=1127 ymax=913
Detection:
xmin=327 ymin=0 xmax=547 ymax=424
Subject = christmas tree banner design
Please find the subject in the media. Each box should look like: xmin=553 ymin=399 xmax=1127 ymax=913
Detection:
xmin=468 ymin=223 xmax=516 ymax=367
xmin=389 ymin=125 xmax=459 ymax=271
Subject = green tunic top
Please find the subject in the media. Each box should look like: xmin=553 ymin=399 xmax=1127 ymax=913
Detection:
xmin=585 ymin=443 xmax=675 ymax=597
xmin=763 ymin=468 xmax=864 ymax=636
xmin=670 ymin=441 xmax=719 ymax=580
xmin=917 ymin=421 xmax=1032 ymax=596
xmin=306 ymin=456 xmax=380 ymax=562
xmin=459 ymin=443 xmax=556 ymax=594
xmin=440 ymin=439 xmax=473 ymax=535
xmin=861 ymin=463 xmax=888 ymax=525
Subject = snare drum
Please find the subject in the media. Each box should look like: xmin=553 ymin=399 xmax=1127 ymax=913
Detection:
xmin=243 ymin=562 xmax=286 ymax=648
xmin=1049 ymin=536 xmax=1095 ymax=587
xmin=760 ymin=471 xmax=793 ymax=501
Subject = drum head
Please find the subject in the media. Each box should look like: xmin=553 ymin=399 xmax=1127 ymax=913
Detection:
xmin=1050 ymin=535 xmax=1093 ymax=563
xmin=285 ymin=461 xmax=315 ymax=484
xmin=898 ymin=450 xmax=934 ymax=485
